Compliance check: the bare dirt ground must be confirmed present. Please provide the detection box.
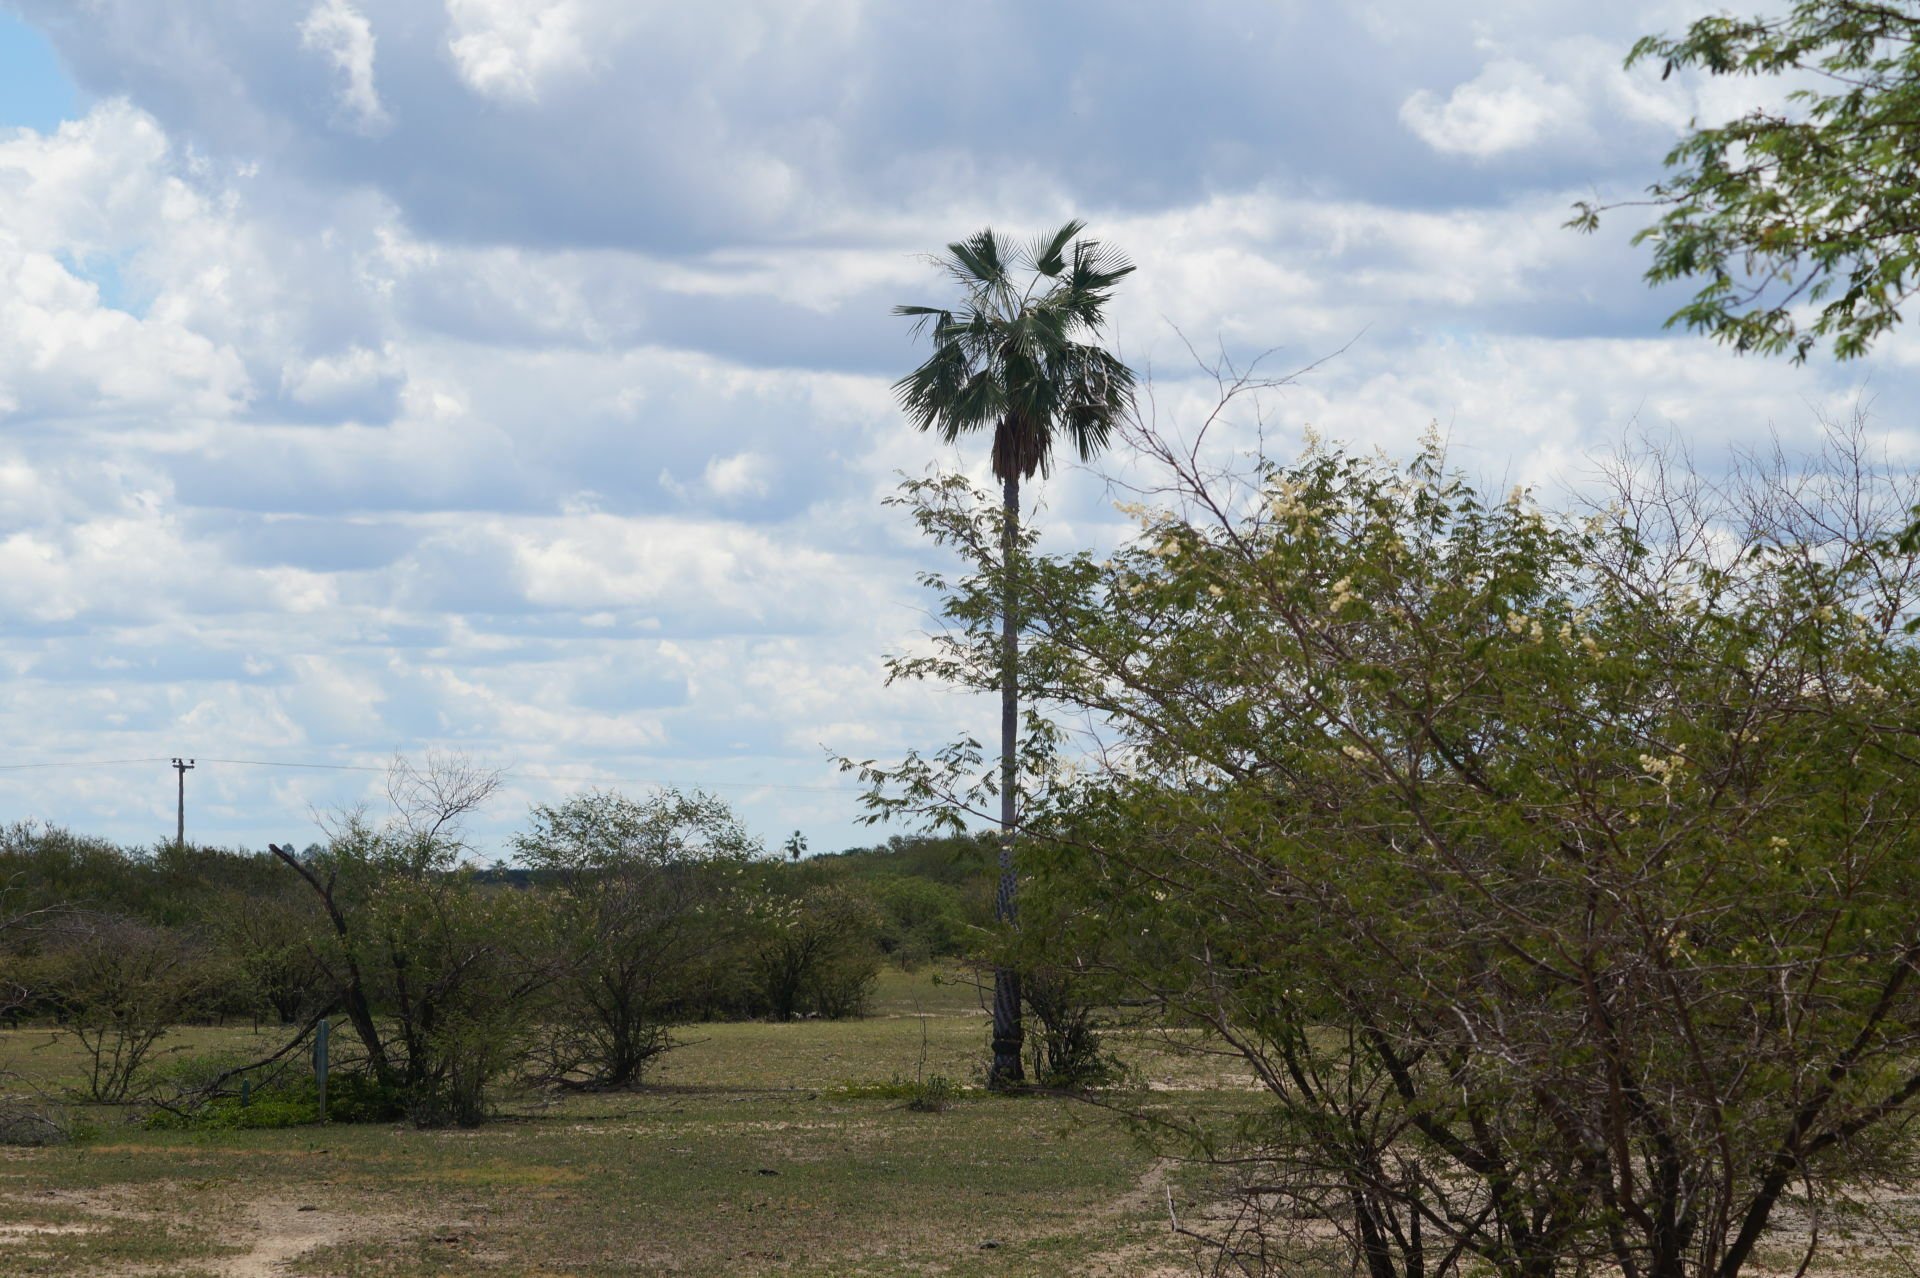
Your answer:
[0,1183,427,1277]
[213,1200,394,1278]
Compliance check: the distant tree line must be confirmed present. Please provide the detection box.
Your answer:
[0,789,1000,1125]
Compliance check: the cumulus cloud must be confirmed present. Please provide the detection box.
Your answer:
[15,0,1712,251]
[300,0,390,135]
[278,343,404,420]
[0,0,1910,857]
[444,0,591,103]
[1400,60,1591,158]
[0,105,253,418]
[1398,37,1690,161]
[0,248,248,419]
[703,451,773,501]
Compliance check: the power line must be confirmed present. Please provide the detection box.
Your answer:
[0,753,860,795]
[0,757,171,771]
[198,757,385,774]
[517,767,857,795]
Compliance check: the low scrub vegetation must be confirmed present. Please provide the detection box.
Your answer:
[0,788,1042,1129]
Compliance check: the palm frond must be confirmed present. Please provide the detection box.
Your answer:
[946,229,1010,295]
[892,304,952,341]
[1068,238,1135,296]
[1029,220,1085,279]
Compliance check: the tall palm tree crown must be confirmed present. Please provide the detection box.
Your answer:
[894,220,1135,485]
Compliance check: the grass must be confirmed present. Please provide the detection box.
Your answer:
[9,970,1914,1276]
[0,967,1219,1277]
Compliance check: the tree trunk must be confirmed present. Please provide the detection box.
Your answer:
[268,844,394,1086]
[989,469,1026,1089]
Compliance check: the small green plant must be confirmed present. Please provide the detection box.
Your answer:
[906,1073,958,1112]
[143,1048,254,1095]
[830,1072,963,1110]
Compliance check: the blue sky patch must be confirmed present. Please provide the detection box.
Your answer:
[0,10,77,133]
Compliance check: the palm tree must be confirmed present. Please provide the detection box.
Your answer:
[894,220,1135,1088]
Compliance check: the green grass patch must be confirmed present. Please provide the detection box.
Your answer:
[0,974,1239,1275]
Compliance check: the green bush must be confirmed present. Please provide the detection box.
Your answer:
[751,886,883,1020]
[143,1069,406,1130]
[1023,966,1118,1089]
[142,1048,254,1094]
[47,915,220,1102]
[869,877,969,968]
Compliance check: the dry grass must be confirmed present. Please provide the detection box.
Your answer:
[0,967,1214,1277]
[10,968,1902,1276]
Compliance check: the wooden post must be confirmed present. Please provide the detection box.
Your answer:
[314,1019,330,1123]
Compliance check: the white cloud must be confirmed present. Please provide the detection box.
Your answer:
[279,343,403,412]
[1398,36,1693,161]
[1400,60,1590,158]
[445,0,591,103]
[300,0,391,136]
[704,451,772,501]
[0,248,248,419]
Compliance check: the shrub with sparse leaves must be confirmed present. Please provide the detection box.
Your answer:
[515,788,760,1089]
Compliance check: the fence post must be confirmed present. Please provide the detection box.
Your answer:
[314,1019,330,1123]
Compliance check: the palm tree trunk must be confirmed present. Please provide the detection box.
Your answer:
[989,469,1026,1089]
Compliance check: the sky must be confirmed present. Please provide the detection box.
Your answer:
[1,0,1912,860]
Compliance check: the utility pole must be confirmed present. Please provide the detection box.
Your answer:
[171,758,195,849]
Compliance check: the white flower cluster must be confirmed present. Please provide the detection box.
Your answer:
[1638,748,1687,788]
[1505,612,1545,643]
[1268,479,1310,527]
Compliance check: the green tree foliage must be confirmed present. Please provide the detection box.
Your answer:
[208,889,332,1026]
[871,402,1920,1275]
[47,914,218,1103]
[0,824,299,1031]
[865,875,969,969]
[810,832,998,936]
[0,822,145,918]
[748,885,883,1022]
[515,788,759,1088]
[271,755,550,1126]
[1575,1,1920,360]
[0,821,291,926]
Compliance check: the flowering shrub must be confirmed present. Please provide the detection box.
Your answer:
[863,415,1920,1278]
